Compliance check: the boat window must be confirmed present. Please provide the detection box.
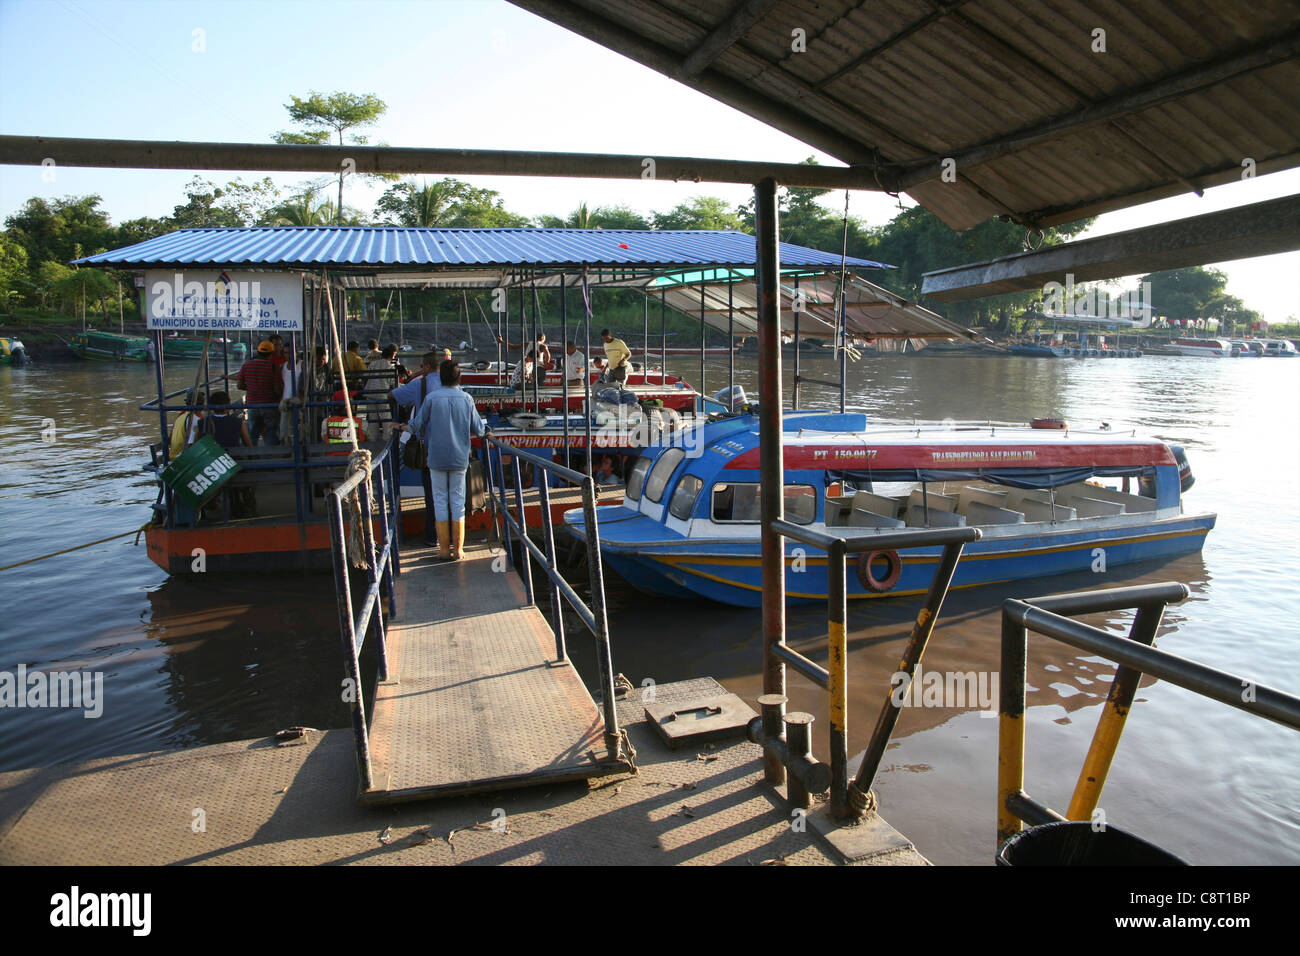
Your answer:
[668,474,703,520]
[625,456,652,501]
[644,448,686,503]
[710,483,817,524]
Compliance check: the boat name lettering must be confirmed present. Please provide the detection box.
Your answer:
[814,448,876,460]
[931,449,1038,461]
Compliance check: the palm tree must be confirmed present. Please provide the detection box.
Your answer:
[408,181,462,227]
[269,188,336,226]
[566,202,594,229]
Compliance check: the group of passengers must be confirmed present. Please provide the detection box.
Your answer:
[495,329,632,389]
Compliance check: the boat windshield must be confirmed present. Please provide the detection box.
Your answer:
[625,456,652,501]
[644,448,686,503]
[668,474,703,520]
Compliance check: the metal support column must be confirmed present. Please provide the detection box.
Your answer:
[838,276,848,413]
[660,288,667,387]
[699,277,706,412]
[560,274,570,470]
[727,278,735,401]
[755,176,786,786]
[792,276,801,409]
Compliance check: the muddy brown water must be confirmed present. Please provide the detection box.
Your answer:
[1,352,1296,864]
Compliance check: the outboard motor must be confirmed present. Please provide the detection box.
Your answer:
[9,341,28,367]
[714,384,747,414]
[1170,444,1195,493]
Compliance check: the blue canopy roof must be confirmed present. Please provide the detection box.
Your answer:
[74,227,891,277]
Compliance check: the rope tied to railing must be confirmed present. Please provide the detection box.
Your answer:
[345,448,372,569]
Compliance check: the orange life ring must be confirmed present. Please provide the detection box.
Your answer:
[856,550,902,593]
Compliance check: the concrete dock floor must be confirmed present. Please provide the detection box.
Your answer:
[0,677,927,866]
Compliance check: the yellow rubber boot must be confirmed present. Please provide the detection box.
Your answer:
[450,520,465,560]
[436,521,451,559]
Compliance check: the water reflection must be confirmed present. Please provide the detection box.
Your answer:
[1,353,1296,865]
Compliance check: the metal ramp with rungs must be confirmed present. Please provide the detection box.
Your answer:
[360,543,627,804]
[327,437,632,808]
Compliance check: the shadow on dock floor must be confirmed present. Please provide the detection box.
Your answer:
[0,678,927,866]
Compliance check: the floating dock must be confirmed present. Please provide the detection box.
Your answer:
[0,676,926,866]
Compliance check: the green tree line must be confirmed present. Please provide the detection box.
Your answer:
[0,89,1267,333]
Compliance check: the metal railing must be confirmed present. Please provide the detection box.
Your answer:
[997,582,1300,849]
[327,434,402,792]
[480,434,627,764]
[761,520,982,819]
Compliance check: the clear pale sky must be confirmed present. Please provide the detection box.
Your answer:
[2,0,1296,322]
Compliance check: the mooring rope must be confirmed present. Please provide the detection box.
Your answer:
[0,521,155,572]
[345,448,373,569]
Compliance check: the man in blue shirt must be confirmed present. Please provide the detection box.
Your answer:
[400,360,486,560]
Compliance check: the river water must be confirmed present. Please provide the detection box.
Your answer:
[1,351,1297,865]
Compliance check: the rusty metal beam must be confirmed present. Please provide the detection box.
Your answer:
[921,194,1300,301]
[0,134,886,191]
[815,0,973,90]
[679,0,782,78]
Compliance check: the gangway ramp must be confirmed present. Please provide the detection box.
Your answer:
[358,542,629,805]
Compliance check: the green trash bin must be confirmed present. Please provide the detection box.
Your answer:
[161,435,242,510]
[997,821,1186,866]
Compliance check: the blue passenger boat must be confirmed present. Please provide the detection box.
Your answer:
[563,413,1216,606]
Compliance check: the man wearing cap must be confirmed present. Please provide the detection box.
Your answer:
[236,341,284,445]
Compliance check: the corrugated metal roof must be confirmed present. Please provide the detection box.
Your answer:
[511,0,1300,231]
[74,226,892,273]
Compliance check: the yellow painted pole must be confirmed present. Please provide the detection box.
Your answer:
[1066,606,1163,819]
[997,613,1028,847]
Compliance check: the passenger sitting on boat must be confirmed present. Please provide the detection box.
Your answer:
[510,350,536,390]
[599,329,631,385]
[236,342,283,446]
[564,341,586,387]
[595,455,620,486]
[398,360,487,561]
[169,390,205,459]
[202,391,252,449]
[497,332,552,370]
[322,389,368,453]
[384,344,407,381]
[336,340,367,389]
[364,338,383,366]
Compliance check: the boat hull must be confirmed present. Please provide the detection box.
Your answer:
[568,511,1216,607]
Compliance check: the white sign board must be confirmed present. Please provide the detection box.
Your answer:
[145,270,304,332]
